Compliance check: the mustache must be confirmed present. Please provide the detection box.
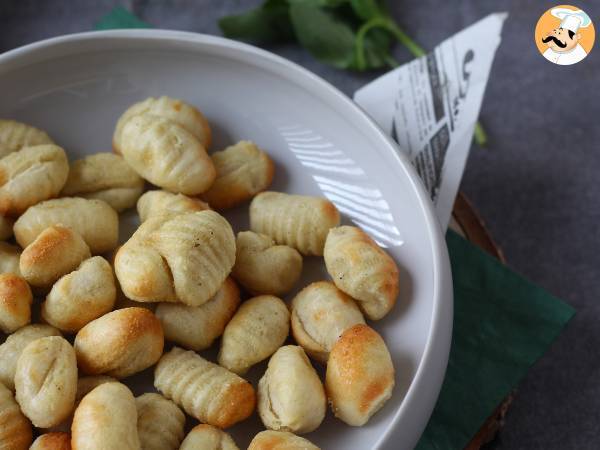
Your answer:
[542,35,567,48]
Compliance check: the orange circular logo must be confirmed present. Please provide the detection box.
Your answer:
[535,5,595,65]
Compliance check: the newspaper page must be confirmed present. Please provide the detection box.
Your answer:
[354,13,507,229]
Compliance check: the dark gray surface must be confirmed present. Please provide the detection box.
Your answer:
[1,1,596,448]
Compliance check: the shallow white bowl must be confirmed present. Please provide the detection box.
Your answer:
[0,30,452,450]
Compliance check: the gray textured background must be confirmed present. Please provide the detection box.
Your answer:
[1,1,597,448]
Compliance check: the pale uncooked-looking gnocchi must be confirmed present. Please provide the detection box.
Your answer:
[0,119,53,158]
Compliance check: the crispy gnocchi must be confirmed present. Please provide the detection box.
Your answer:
[136,393,185,450]
[201,140,274,210]
[291,281,365,363]
[115,210,235,306]
[117,113,215,195]
[232,231,302,296]
[154,347,256,428]
[61,152,145,212]
[137,189,210,222]
[326,324,395,426]
[30,432,71,450]
[0,119,53,158]
[0,381,32,450]
[219,295,290,375]
[258,345,326,434]
[0,273,32,334]
[74,307,164,378]
[14,197,119,254]
[41,256,116,332]
[19,225,91,289]
[0,242,21,276]
[250,191,340,255]
[0,144,69,216]
[179,424,240,450]
[0,324,61,390]
[156,277,240,351]
[248,431,320,450]
[71,382,140,450]
[14,336,77,428]
[324,226,400,320]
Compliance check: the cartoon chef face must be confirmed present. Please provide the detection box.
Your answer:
[542,27,581,53]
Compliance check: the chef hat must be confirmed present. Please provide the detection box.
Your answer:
[551,8,592,33]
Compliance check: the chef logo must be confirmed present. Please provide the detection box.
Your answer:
[535,5,595,65]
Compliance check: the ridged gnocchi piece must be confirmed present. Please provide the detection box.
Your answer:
[71,382,140,450]
[0,216,14,241]
[0,119,53,158]
[115,210,236,306]
[179,424,239,450]
[30,432,71,450]
[250,192,340,256]
[74,307,164,378]
[113,96,211,151]
[232,231,302,296]
[291,281,365,363]
[0,273,32,334]
[41,257,116,333]
[218,295,289,375]
[15,336,77,428]
[0,381,32,450]
[118,114,216,195]
[0,242,21,276]
[137,189,210,222]
[136,393,185,450]
[154,347,256,428]
[258,345,326,434]
[19,225,91,289]
[248,431,320,450]
[156,277,240,351]
[61,153,145,212]
[324,226,400,320]
[201,141,274,210]
[0,324,61,390]
[326,324,395,426]
[0,145,69,216]
[14,198,119,255]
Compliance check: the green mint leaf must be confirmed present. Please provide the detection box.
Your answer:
[350,0,384,20]
[219,0,294,44]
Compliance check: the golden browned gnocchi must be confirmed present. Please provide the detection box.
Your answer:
[179,424,240,450]
[325,324,395,426]
[0,215,13,241]
[0,381,32,450]
[218,295,290,375]
[0,273,32,334]
[113,96,211,151]
[0,144,69,216]
[41,256,116,332]
[232,231,302,296]
[136,393,185,450]
[71,382,140,450]
[74,307,163,378]
[14,197,119,254]
[115,210,235,306]
[248,431,320,450]
[156,277,240,351]
[61,152,145,212]
[250,192,340,256]
[15,336,77,428]
[19,225,91,289]
[324,225,400,320]
[0,242,21,276]
[117,114,215,195]
[258,345,326,434]
[0,119,53,158]
[137,189,210,222]
[154,347,256,428]
[291,281,365,363]
[201,141,274,210]
[30,432,71,450]
[0,324,61,390]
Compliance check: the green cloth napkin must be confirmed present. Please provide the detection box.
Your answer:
[94,8,576,449]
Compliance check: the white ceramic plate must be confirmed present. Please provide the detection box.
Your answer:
[0,30,452,450]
